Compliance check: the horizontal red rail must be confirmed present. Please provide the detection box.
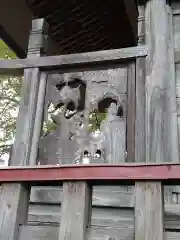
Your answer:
[0,163,180,185]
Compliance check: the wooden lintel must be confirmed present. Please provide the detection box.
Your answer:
[0,45,147,75]
[0,163,180,184]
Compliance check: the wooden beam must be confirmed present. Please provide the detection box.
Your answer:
[0,45,148,75]
[135,181,164,240]
[59,182,92,240]
[0,163,180,184]
[145,0,179,163]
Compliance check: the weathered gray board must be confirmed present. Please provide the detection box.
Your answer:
[7,2,180,239]
[21,3,180,240]
[19,202,180,239]
[19,225,180,240]
[171,2,180,199]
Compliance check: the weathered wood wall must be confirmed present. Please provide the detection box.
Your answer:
[169,2,180,202]
[1,1,179,239]
[17,1,180,240]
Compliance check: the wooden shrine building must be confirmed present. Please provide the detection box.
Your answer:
[1,0,180,239]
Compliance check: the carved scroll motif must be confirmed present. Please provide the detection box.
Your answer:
[38,67,128,165]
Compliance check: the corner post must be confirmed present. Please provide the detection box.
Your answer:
[11,18,48,166]
[135,2,146,162]
[0,19,47,240]
[145,0,179,163]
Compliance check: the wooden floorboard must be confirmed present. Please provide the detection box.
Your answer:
[19,224,180,240]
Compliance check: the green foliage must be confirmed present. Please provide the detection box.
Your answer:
[0,40,21,157]
[89,111,107,132]
[0,39,16,59]
[43,120,58,136]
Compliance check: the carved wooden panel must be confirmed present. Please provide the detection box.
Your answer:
[38,65,130,165]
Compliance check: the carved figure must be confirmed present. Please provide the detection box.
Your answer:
[39,109,83,165]
[39,68,127,166]
[59,84,81,113]
[100,102,126,163]
[74,124,105,164]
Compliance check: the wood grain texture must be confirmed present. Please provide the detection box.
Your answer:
[135,57,146,162]
[135,4,146,162]
[29,72,48,165]
[11,18,47,166]
[26,202,180,230]
[39,67,128,165]
[0,184,30,240]
[0,19,46,240]
[30,184,177,207]
[2,163,180,184]
[173,3,180,161]
[135,181,164,240]
[59,182,92,240]
[30,186,134,207]
[19,224,180,240]
[173,2,180,162]
[127,62,136,162]
[10,68,40,166]
[145,0,179,163]
[0,45,148,75]
[173,4,180,63]
[166,2,180,197]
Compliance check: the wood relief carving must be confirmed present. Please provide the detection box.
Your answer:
[38,67,128,165]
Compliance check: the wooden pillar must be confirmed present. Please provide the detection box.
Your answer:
[145,0,179,163]
[11,18,48,166]
[127,62,136,162]
[59,182,92,240]
[135,2,146,162]
[135,181,164,240]
[0,19,47,240]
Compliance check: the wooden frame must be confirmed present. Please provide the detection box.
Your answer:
[0,45,147,75]
[0,163,180,184]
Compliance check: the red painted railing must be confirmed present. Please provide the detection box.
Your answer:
[0,163,179,184]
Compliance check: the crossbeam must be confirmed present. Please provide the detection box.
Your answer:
[0,163,180,185]
[0,45,147,75]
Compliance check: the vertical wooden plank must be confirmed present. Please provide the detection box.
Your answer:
[59,182,92,240]
[167,0,180,202]
[127,62,136,162]
[135,181,164,240]
[29,20,49,165]
[166,3,179,163]
[0,184,30,240]
[135,3,146,162]
[29,71,48,164]
[171,0,180,202]
[11,18,48,166]
[145,0,179,163]
[0,19,47,240]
